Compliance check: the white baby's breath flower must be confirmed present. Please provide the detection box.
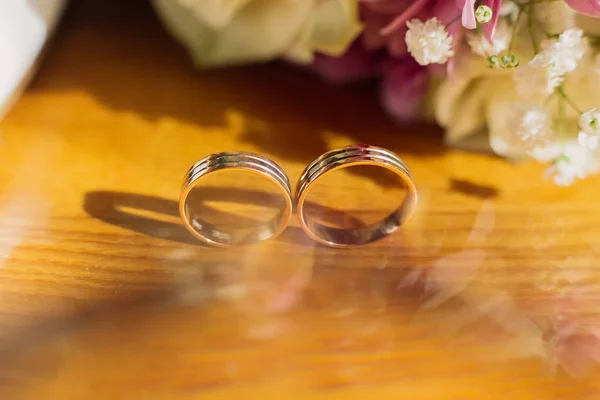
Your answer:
[491,103,553,157]
[578,131,599,150]
[431,2,600,163]
[545,141,600,186]
[467,19,509,57]
[579,108,600,136]
[529,142,562,162]
[508,104,553,149]
[578,108,600,149]
[548,158,583,186]
[558,29,588,57]
[405,18,454,66]
[513,29,587,98]
[513,57,563,97]
[539,28,588,76]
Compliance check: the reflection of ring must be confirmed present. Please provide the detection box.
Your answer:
[180,152,292,247]
[295,145,418,248]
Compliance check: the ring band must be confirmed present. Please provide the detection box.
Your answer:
[295,145,417,247]
[180,152,292,247]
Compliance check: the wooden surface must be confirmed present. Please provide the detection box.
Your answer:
[1,1,600,399]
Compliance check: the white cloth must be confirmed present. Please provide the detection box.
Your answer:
[0,0,67,120]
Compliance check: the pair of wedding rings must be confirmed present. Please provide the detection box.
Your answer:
[179,145,417,248]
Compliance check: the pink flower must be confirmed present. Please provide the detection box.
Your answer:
[532,284,600,376]
[550,316,600,377]
[380,58,428,121]
[310,40,383,84]
[313,0,509,123]
[461,0,477,29]
[310,42,427,122]
[378,0,502,36]
[479,0,502,42]
[565,0,600,17]
[368,0,502,50]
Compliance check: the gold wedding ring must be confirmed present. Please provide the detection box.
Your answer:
[180,152,292,247]
[296,145,417,248]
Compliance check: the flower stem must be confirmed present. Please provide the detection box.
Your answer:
[527,6,539,53]
[508,8,523,54]
[444,14,461,29]
[515,1,555,39]
[531,16,555,38]
[556,86,583,114]
[558,93,565,139]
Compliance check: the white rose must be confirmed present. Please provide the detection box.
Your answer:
[152,0,361,68]
[430,5,600,158]
[433,56,600,158]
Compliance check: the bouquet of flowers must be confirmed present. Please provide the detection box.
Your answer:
[153,0,600,186]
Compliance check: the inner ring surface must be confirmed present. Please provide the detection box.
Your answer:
[180,166,292,247]
[297,159,417,247]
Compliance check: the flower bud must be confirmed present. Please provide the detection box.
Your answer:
[487,55,499,68]
[475,5,493,24]
[500,54,519,68]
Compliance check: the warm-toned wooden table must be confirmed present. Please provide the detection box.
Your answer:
[2,1,600,399]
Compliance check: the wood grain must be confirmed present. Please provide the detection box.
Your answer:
[0,1,600,399]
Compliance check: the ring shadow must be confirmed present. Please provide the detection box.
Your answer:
[84,190,199,245]
[83,189,366,246]
[449,178,499,199]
